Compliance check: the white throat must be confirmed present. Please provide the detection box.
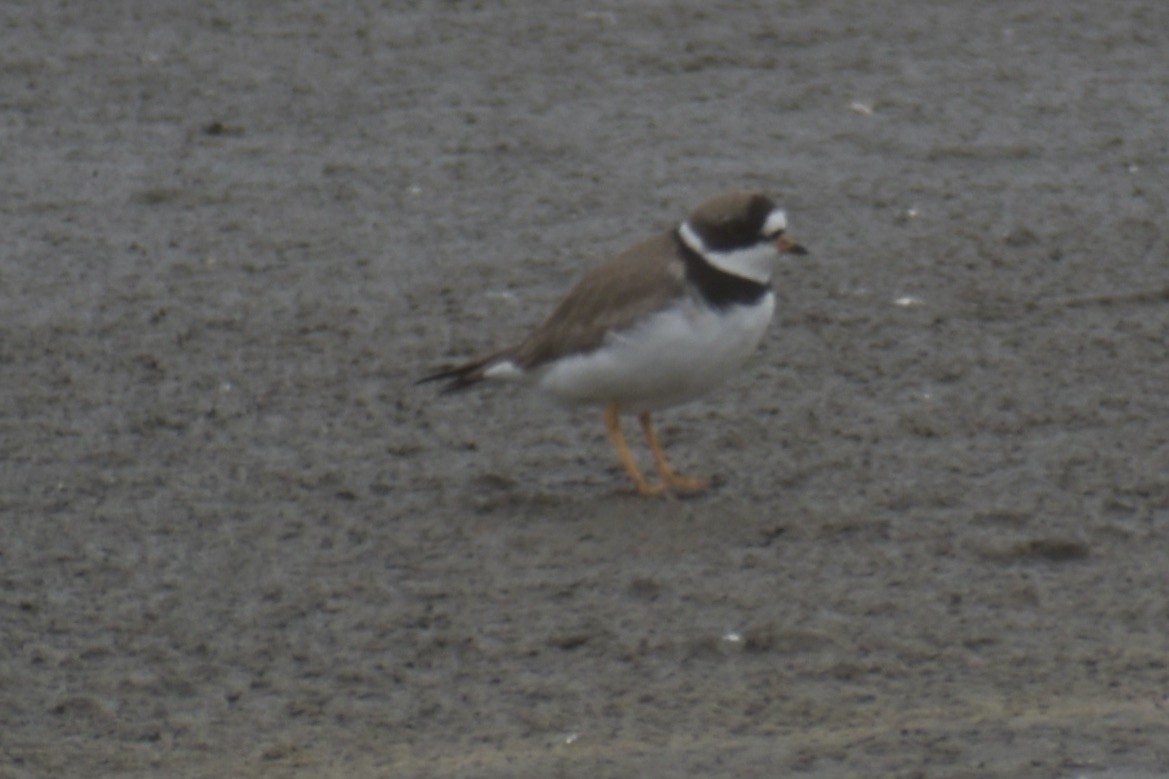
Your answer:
[678,221,778,285]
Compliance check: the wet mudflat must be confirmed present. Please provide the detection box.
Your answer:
[3,2,1169,777]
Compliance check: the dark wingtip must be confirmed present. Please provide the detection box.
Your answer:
[415,370,453,387]
[437,376,484,394]
[417,351,506,394]
[416,368,482,393]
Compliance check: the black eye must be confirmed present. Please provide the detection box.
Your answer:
[765,228,785,240]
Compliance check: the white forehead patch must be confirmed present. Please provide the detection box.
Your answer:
[762,209,788,237]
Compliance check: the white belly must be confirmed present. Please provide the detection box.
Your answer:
[535,293,775,412]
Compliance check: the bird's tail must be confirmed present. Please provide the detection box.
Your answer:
[416,349,514,394]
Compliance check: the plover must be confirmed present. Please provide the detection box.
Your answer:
[419,190,808,495]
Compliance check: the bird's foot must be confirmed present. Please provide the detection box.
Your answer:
[632,479,669,497]
[662,474,710,493]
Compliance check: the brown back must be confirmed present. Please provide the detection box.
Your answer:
[513,232,687,369]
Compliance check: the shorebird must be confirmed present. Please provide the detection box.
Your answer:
[419,190,808,495]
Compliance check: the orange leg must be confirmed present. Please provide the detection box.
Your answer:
[639,412,710,493]
[604,402,665,496]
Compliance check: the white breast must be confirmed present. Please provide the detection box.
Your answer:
[535,293,775,412]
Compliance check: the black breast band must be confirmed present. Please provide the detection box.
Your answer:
[675,231,772,309]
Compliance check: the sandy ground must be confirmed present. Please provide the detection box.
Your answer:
[3,1,1169,777]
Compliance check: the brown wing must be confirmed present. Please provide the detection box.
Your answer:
[512,231,687,370]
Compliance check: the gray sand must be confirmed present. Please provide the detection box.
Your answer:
[4,2,1169,777]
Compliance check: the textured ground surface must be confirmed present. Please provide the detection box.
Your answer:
[4,2,1169,777]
